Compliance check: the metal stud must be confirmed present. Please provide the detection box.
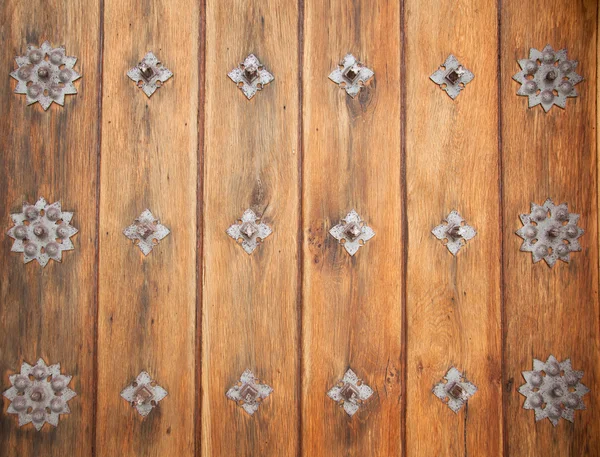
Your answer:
[10,41,81,110]
[226,369,273,416]
[127,52,173,97]
[329,209,375,256]
[513,45,583,112]
[433,366,477,413]
[228,54,274,100]
[120,371,168,417]
[329,54,374,98]
[327,368,373,417]
[226,209,272,254]
[2,358,76,430]
[430,55,474,99]
[123,209,170,256]
[432,210,476,256]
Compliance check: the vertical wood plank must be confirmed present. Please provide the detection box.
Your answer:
[404,1,503,456]
[501,0,600,455]
[0,2,100,456]
[302,1,403,456]
[96,1,198,456]
[201,1,300,456]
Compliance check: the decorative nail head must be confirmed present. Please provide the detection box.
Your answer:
[226,209,272,254]
[329,209,375,256]
[226,369,273,416]
[327,368,373,417]
[430,54,474,99]
[432,210,476,256]
[432,366,477,413]
[228,54,274,99]
[123,209,170,256]
[329,54,374,98]
[127,52,173,97]
[120,371,168,417]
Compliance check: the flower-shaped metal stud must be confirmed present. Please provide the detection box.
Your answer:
[120,371,168,417]
[518,355,589,426]
[226,209,272,254]
[516,198,583,267]
[226,369,273,416]
[432,210,476,256]
[127,52,173,97]
[228,54,274,100]
[328,54,374,98]
[329,209,375,256]
[513,45,583,112]
[327,368,373,417]
[10,41,81,110]
[7,197,78,267]
[123,209,170,256]
[433,366,477,413]
[2,358,76,431]
[430,55,474,99]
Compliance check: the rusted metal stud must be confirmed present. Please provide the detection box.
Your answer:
[327,368,373,417]
[433,366,477,413]
[226,209,272,254]
[226,369,273,416]
[123,209,170,256]
[329,209,375,256]
[430,55,474,99]
[328,54,374,98]
[120,371,168,417]
[432,210,476,256]
[127,52,173,97]
[228,54,274,99]
[2,358,76,430]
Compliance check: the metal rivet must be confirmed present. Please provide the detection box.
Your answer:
[430,54,474,99]
[10,41,81,111]
[433,366,477,413]
[127,52,173,97]
[228,54,274,100]
[516,198,584,267]
[2,358,76,431]
[327,368,373,417]
[513,45,583,112]
[226,369,273,416]
[120,371,167,417]
[432,210,476,256]
[226,209,272,254]
[329,209,375,256]
[329,54,374,98]
[518,355,589,426]
[123,209,170,256]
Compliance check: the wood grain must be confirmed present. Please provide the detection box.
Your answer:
[96,1,198,456]
[501,0,599,455]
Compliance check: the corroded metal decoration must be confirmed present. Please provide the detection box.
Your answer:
[430,55,474,99]
[2,358,76,430]
[513,45,583,112]
[329,209,375,256]
[7,197,78,267]
[120,371,168,417]
[329,54,374,98]
[516,198,583,267]
[127,52,173,97]
[10,41,81,110]
[518,355,589,426]
[327,368,373,417]
[123,209,170,256]
[228,54,274,100]
[226,369,273,416]
[226,209,272,254]
[433,366,477,413]
[432,210,476,256]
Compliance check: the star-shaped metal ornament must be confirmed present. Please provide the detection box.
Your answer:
[433,366,477,413]
[10,41,81,110]
[518,355,589,427]
[226,209,272,254]
[328,54,374,98]
[120,371,168,417]
[226,369,273,416]
[2,358,77,431]
[432,210,476,256]
[123,209,170,256]
[329,209,375,256]
[228,54,274,99]
[430,54,474,99]
[127,52,173,97]
[327,369,373,417]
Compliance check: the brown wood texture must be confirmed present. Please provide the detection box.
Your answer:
[302,1,403,456]
[0,1,101,456]
[96,1,198,456]
[501,0,600,455]
[201,0,300,456]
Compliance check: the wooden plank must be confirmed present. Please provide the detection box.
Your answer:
[302,1,402,456]
[96,1,198,456]
[501,0,599,455]
[404,1,502,456]
[0,1,100,456]
[201,0,300,456]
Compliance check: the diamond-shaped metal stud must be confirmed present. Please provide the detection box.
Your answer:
[513,45,583,112]
[518,355,589,426]
[433,366,477,413]
[228,54,274,100]
[7,197,79,267]
[432,210,476,256]
[2,358,77,431]
[127,52,173,97]
[430,55,474,99]
[10,41,81,110]
[120,371,168,417]
[226,209,272,254]
[329,209,375,256]
[123,209,170,256]
[226,369,273,416]
[329,54,374,98]
[327,369,373,417]
[516,198,583,267]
